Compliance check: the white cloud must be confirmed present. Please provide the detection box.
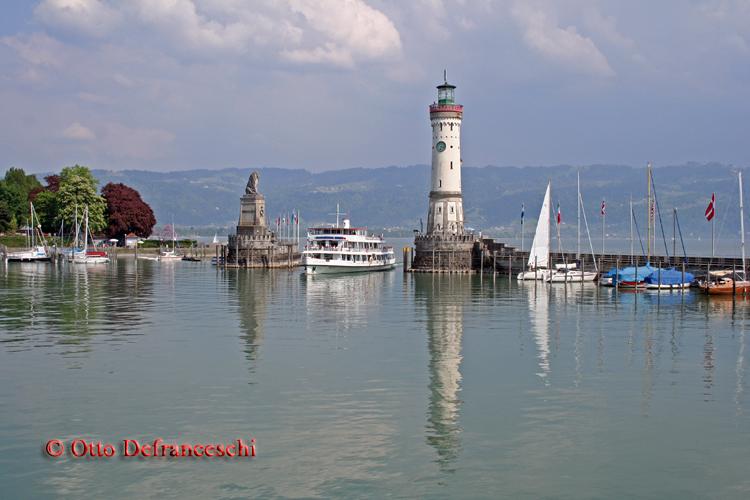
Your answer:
[2,32,67,68]
[77,92,108,103]
[511,3,615,77]
[34,0,123,37]
[286,0,402,63]
[582,7,634,49]
[98,123,176,159]
[57,122,96,140]
[31,0,402,68]
[113,73,134,86]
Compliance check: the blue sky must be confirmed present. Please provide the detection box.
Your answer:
[1,0,749,174]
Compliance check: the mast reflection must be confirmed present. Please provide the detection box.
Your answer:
[414,273,466,473]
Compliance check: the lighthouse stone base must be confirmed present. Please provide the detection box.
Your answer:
[410,234,477,273]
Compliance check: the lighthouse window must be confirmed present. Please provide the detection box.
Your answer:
[450,123,453,131]
[439,180,442,187]
[438,206,442,213]
[439,123,443,131]
[450,206,454,214]
[450,161,453,169]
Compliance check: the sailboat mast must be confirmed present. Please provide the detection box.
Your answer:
[647,163,651,262]
[576,170,581,261]
[740,171,746,277]
[630,199,634,266]
[601,196,605,260]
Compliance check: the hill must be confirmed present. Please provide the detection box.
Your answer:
[88,162,738,237]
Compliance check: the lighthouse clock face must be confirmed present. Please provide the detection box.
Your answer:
[436,141,446,152]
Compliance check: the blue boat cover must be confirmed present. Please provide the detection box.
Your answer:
[644,268,695,285]
[604,265,658,283]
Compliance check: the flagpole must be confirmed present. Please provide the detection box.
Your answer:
[712,196,715,258]
[521,203,524,255]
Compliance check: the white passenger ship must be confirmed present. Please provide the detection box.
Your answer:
[302,218,396,275]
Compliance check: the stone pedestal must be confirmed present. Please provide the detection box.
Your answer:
[411,234,477,273]
[237,193,267,237]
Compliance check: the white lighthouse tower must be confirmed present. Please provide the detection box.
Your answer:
[426,74,465,236]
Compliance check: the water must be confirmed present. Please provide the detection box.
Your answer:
[1,257,749,499]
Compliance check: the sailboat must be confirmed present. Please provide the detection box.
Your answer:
[547,171,598,282]
[5,202,51,262]
[157,217,182,261]
[70,206,109,264]
[517,183,551,280]
[700,171,750,295]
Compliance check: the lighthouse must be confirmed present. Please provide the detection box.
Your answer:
[410,74,477,273]
[426,75,465,236]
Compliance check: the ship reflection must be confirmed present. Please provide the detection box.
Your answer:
[304,272,391,330]
[413,273,466,473]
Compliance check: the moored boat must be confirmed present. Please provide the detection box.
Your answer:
[518,183,551,280]
[302,218,395,275]
[643,268,695,290]
[700,171,748,295]
[5,203,51,263]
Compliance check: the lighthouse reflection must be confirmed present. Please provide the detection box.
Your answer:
[414,273,466,473]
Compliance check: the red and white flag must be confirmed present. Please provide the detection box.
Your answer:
[557,203,561,224]
[601,200,605,217]
[705,193,715,221]
[650,203,654,221]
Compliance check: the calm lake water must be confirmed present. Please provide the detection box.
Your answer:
[1,252,749,499]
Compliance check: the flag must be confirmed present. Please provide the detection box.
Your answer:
[601,200,605,217]
[705,193,715,221]
[521,203,524,225]
[557,203,561,224]
[650,203,654,221]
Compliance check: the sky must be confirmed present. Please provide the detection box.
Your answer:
[1,0,749,175]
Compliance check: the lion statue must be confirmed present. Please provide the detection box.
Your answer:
[245,171,260,195]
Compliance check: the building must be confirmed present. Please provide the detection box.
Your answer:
[411,76,478,272]
[123,233,139,248]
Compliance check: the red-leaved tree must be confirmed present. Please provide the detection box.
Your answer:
[101,182,156,239]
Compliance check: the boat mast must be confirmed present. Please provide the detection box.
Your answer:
[576,170,581,261]
[83,206,89,256]
[630,198,634,266]
[647,162,651,262]
[601,196,605,261]
[740,171,746,277]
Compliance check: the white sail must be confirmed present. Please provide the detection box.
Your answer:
[527,183,551,269]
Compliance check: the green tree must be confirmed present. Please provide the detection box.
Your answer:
[33,190,60,233]
[0,167,42,225]
[60,165,99,190]
[57,176,108,233]
[0,200,12,233]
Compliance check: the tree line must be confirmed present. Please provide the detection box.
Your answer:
[0,165,156,240]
